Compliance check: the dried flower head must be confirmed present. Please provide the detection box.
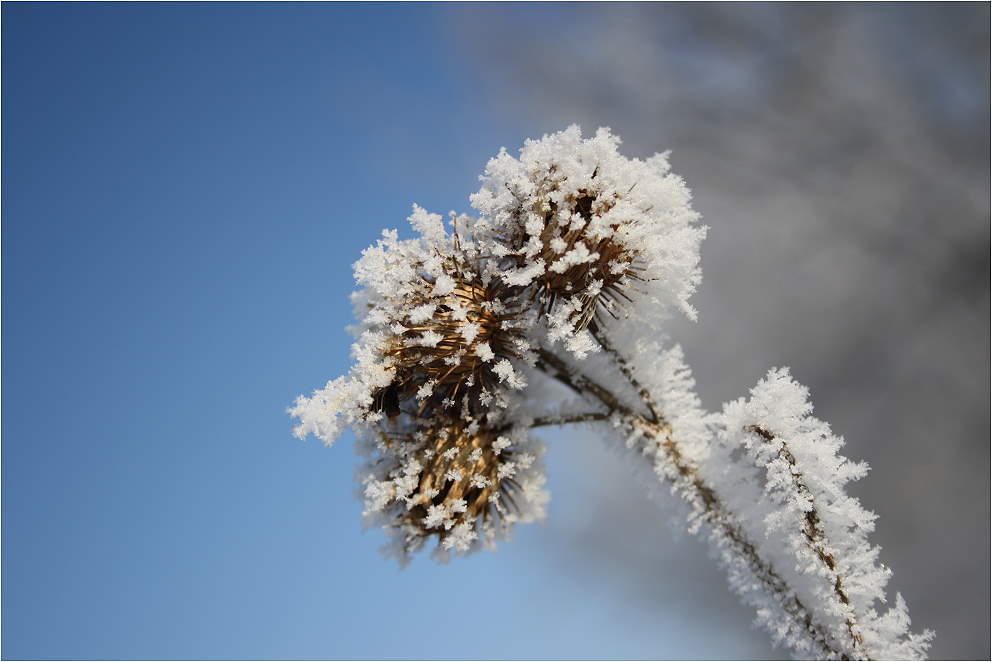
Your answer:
[289,205,545,561]
[469,125,706,357]
[359,417,548,561]
[289,206,534,448]
[485,165,641,332]
[370,270,529,419]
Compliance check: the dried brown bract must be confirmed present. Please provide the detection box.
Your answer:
[400,421,529,546]
[371,269,528,419]
[362,415,543,556]
[495,169,645,331]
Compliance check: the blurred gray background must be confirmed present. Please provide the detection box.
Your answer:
[449,4,990,659]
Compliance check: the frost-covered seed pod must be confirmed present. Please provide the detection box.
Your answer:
[470,125,705,345]
[404,424,512,533]
[494,169,641,330]
[371,270,528,419]
[361,418,547,558]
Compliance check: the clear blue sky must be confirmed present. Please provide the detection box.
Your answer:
[2,4,758,659]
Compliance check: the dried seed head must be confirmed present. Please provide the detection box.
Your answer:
[469,125,705,356]
[402,423,515,540]
[496,173,642,331]
[370,269,529,419]
[289,206,536,449]
[360,417,547,560]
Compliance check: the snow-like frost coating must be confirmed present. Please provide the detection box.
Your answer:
[289,126,932,659]
[714,368,934,659]
[468,125,706,357]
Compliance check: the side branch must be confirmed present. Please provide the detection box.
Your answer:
[530,412,611,429]
[588,324,660,422]
[747,425,868,658]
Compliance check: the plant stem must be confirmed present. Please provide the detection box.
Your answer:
[587,323,659,422]
[533,347,854,660]
[530,412,611,429]
[746,425,868,658]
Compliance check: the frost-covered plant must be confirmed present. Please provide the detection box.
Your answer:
[290,126,933,659]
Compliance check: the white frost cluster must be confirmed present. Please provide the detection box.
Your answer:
[290,203,548,559]
[713,369,934,659]
[468,125,706,357]
[357,420,549,563]
[290,126,931,659]
[291,205,535,449]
